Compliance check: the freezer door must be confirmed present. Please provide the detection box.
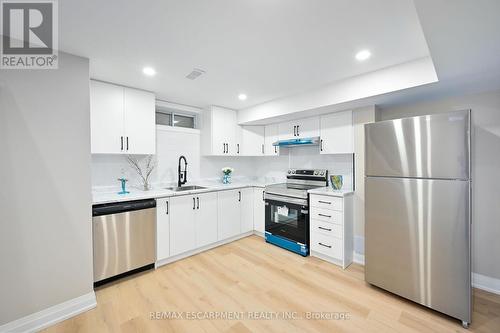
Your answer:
[365,110,470,179]
[365,176,471,323]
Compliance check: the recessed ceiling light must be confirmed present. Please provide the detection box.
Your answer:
[355,50,371,61]
[238,93,247,101]
[143,67,156,76]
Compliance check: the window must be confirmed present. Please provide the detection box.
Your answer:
[156,107,196,129]
[173,114,195,128]
[156,111,172,126]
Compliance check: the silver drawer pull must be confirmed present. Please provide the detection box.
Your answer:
[318,200,331,204]
[318,213,331,218]
[318,242,332,248]
[318,226,332,231]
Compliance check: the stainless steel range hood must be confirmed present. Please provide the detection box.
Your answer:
[273,137,320,147]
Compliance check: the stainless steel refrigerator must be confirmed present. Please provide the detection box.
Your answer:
[364,110,471,327]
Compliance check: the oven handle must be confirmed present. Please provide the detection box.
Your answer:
[264,193,308,206]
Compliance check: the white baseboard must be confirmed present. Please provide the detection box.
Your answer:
[0,292,96,333]
[473,273,500,295]
[156,231,254,268]
[353,252,365,265]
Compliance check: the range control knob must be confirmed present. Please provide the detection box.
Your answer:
[314,171,318,175]
[288,170,291,174]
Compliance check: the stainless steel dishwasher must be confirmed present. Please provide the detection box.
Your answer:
[92,199,156,285]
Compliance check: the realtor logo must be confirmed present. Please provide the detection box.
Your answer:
[1,0,58,69]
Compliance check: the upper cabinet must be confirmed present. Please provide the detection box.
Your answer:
[264,124,279,156]
[279,117,320,140]
[238,126,265,156]
[320,110,353,154]
[202,106,265,156]
[90,80,155,154]
[202,106,237,156]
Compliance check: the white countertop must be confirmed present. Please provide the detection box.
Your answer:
[92,180,273,205]
[307,187,354,197]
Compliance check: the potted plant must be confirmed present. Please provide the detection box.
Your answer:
[221,167,234,184]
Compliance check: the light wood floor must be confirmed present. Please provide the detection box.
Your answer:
[44,235,500,333]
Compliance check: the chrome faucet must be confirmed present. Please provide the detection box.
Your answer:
[178,156,188,187]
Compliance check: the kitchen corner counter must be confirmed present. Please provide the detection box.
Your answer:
[92,180,271,205]
[307,187,354,197]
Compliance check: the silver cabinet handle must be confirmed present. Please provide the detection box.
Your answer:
[318,213,331,218]
[318,200,331,204]
[166,201,169,215]
[320,139,323,151]
[237,143,240,154]
[193,197,196,209]
[296,125,300,136]
[120,136,124,151]
[293,125,297,136]
[262,144,264,154]
[318,226,331,231]
[238,191,241,202]
[197,197,200,209]
[318,242,332,248]
[126,137,129,151]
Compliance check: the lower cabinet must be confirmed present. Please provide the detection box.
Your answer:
[253,188,265,235]
[195,192,218,247]
[240,188,254,233]
[218,190,242,240]
[156,197,170,261]
[157,186,267,263]
[309,194,353,269]
[169,192,218,257]
[169,195,196,256]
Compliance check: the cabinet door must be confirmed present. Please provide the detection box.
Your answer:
[90,80,124,154]
[278,120,296,140]
[217,190,241,240]
[296,117,320,138]
[195,192,218,247]
[240,126,265,156]
[156,198,170,261]
[123,87,156,154]
[240,188,254,232]
[170,195,196,256]
[264,124,279,156]
[253,188,265,234]
[212,107,237,155]
[320,110,353,154]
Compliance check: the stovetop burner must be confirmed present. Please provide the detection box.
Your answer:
[265,169,328,199]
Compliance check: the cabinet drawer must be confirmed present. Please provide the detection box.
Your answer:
[311,219,343,238]
[310,207,343,225]
[311,232,342,259]
[310,195,343,211]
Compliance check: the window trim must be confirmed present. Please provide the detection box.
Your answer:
[155,108,197,129]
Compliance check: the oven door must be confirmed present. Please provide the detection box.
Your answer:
[265,193,309,245]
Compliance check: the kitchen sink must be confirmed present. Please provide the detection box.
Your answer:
[165,185,207,192]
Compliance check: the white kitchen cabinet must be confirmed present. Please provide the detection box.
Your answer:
[90,80,155,154]
[253,188,265,235]
[217,190,242,240]
[123,87,156,154]
[202,106,238,155]
[264,124,279,156]
[320,110,353,154]
[238,126,265,156]
[278,117,320,140]
[195,192,218,247]
[90,81,124,154]
[310,193,353,269]
[156,197,170,261]
[169,195,196,256]
[240,188,254,232]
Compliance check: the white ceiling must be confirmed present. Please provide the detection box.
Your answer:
[59,0,430,109]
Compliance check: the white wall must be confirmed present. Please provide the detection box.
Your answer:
[378,89,500,280]
[0,53,94,325]
[92,127,353,190]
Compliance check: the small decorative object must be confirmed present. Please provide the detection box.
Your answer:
[330,175,343,190]
[117,178,130,195]
[127,155,156,191]
[221,167,234,184]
